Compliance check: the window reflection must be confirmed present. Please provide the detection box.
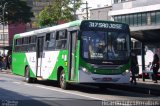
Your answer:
[114,11,160,26]
[81,31,129,60]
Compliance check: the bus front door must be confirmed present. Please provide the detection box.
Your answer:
[68,31,78,81]
[36,37,44,77]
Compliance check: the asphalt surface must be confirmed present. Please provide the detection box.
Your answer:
[0,69,160,106]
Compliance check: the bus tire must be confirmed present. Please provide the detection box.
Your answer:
[25,66,33,83]
[59,70,69,89]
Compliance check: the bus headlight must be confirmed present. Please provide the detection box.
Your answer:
[122,70,129,76]
[80,67,91,75]
[125,69,129,73]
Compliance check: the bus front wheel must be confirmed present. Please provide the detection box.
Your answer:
[25,66,33,83]
[59,70,69,89]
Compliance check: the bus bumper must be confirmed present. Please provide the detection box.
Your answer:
[79,69,130,84]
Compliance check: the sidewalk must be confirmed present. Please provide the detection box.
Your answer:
[137,78,160,90]
[116,78,160,96]
[0,69,12,74]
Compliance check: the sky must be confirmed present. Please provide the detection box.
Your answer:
[77,0,112,14]
[84,0,112,8]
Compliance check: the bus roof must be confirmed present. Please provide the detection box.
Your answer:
[14,20,82,39]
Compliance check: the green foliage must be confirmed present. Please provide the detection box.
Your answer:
[0,0,34,24]
[37,0,82,27]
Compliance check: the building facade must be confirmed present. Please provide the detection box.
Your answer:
[0,24,9,54]
[90,6,112,20]
[6,0,53,49]
[24,0,53,30]
[0,25,8,47]
[109,0,160,42]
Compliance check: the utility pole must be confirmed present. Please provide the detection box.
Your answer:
[85,1,89,20]
[81,1,90,20]
[72,0,90,20]
[73,0,76,20]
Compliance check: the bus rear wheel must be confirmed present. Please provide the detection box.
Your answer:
[25,66,33,83]
[59,70,69,89]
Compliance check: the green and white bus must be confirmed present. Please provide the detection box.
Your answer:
[12,20,131,89]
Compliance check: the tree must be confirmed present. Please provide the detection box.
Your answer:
[0,0,34,24]
[37,0,82,27]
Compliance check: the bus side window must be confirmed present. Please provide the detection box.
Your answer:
[45,32,56,50]
[14,39,18,52]
[23,37,29,52]
[49,32,56,50]
[17,38,22,52]
[29,36,36,52]
[45,33,50,50]
[56,30,67,50]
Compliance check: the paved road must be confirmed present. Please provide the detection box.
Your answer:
[0,71,160,106]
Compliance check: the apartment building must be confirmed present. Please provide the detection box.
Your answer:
[109,0,160,43]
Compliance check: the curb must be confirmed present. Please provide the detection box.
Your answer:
[110,84,160,96]
[0,70,12,74]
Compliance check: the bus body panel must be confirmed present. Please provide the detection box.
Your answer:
[38,51,60,79]
[12,53,27,76]
[12,50,68,80]
[25,51,60,79]
[48,50,69,80]
[26,52,37,77]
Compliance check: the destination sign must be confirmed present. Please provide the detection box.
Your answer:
[81,21,128,31]
[89,22,122,29]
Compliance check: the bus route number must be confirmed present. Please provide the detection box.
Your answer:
[89,22,108,28]
[89,22,122,30]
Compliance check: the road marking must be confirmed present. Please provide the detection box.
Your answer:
[11,80,103,100]
[13,82,21,84]
[12,81,34,87]
[36,85,103,100]
[24,84,33,86]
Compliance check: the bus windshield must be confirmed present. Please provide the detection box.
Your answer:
[81,31,130,62]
